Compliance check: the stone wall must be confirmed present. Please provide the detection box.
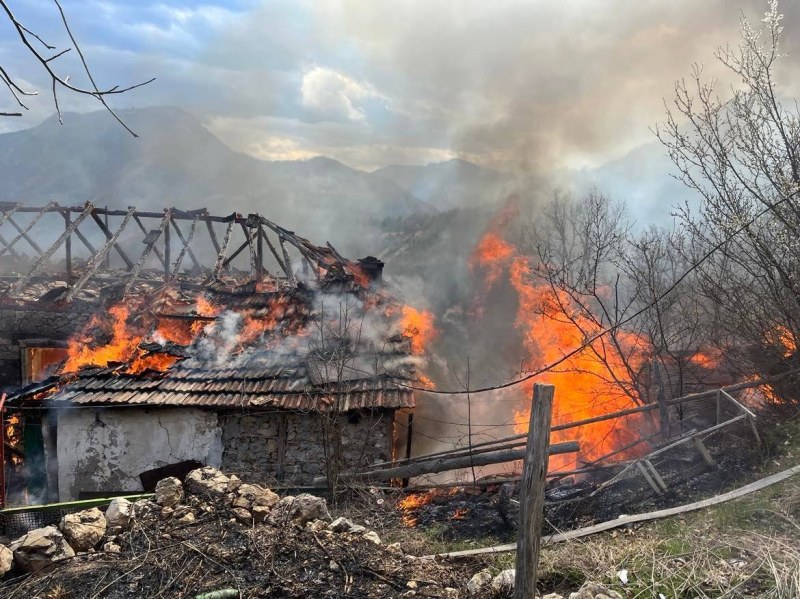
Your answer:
[0,305,94,390]
[220,410,395,485]
[53,407,223,501]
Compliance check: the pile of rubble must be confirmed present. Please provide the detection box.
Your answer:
[0,467,467,598]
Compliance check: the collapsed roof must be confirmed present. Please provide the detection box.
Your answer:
[2,204,427,412]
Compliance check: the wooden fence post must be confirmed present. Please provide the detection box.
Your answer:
[514,383,555,599]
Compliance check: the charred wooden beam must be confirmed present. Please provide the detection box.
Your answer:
[163,219,171,282]
[318,441,580,484]
[222,239,249,269]
[0,202,54,258]
[133,214,166,268]
[65,207,137,301]
[0,232,20,258]
[212,219,235,277]
[241,220,256,275]
[170,218,202,272]
[278,235,295,283]
[204,214,221,255]
[63,210,72,282]
[170,215,201,277]
[8,204,94,296]
[124,210,172,297]
[91,209,134,270]
[260,229,287,276]
[73,226,97,256]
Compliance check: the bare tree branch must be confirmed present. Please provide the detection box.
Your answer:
[0,0,154,135]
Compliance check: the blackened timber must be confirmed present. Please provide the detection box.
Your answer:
[212,220,235,277]
[5,213,45,254]
[0,232,20,258]
[241,221,256,275]
[320,441,579,484]
[278,235,295,283]
[260,229,287,276]
[221,239,249,269]
[163,220,171,281]
[8,204,94,296]
[204,215,221,255]
[64,210,72,282]
[170,218,202,272]
[0,203,21,228]
[133,214,166,268]
[73,226,98,255]
[170,215,201,277]
[65,207,137,301]
[91,209,134,270]
[256,223,265,275]
[0,202,54,258]
[124,210,172,296]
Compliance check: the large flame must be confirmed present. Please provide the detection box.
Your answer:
[399,306,437,355]
[471,216,652,470]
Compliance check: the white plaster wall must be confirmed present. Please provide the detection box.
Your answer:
[56,408,222,501]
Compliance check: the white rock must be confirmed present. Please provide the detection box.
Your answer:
[467,569,492,595]
[154,477,184,507]
[362,530,381,545]
[328,516,356,533]
[0,544,13,577]
[184,467,230,497]
[59,508,107,552]
[105,497,134,528]
[491,569,516,593]
[10,526,75,572]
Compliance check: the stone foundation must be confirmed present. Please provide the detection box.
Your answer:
[220,410,395,485]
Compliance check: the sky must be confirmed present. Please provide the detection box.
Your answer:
[2,0,800,176]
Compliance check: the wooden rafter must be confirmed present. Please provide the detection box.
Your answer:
[65,207,136,301]
[170,214,200,278]
[91,209,134,270]
[0,202,54,258]
[8,204,94,296]
[212,219,235,278]
[123,210,172,296]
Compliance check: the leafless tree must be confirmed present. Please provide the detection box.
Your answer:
[0,0,154,135]
[523,190,653,405]
[656,0,800,393]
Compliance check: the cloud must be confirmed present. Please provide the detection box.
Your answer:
[300,66,385,122]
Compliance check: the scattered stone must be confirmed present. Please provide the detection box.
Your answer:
[226,474,242,492]
[305,519,328,532]
[569,582,623,599]
[406,580,418,589]
[133,500,160,520]
[252,505,270,524]
[185,467,230,497]
[160,506,175,519]
[349,524,366,534]
[442,589,458,598]
[154,477,184,507]
[236,483,279,509]
[467,569,492,595]
[59,508,107,552]
[176,512,196,524]
[271,493,331,525]
[362,530,381,545]
[386,542,403,555]
[232,508,252,523]
[543,594,566,599]
[10,526,75,572]
[329,560,339,571]
[0,544,13,577]
[491,569,516,593]
[105,497,134,529]
[328,516,356,533]
[102,542,122,554]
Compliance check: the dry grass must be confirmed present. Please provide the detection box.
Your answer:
[525,477,800,598]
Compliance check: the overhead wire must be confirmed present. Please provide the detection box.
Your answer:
[391,189,800,395]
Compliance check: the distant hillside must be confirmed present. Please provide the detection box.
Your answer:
[373,158,514,210]
[0,107,430,254]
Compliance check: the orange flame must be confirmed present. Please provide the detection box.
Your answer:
[471,217,652,470]
[399,306,437,355]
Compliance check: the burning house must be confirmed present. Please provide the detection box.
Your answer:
[0,204,432,505]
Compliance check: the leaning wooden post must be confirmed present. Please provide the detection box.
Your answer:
[514,383,555,599]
